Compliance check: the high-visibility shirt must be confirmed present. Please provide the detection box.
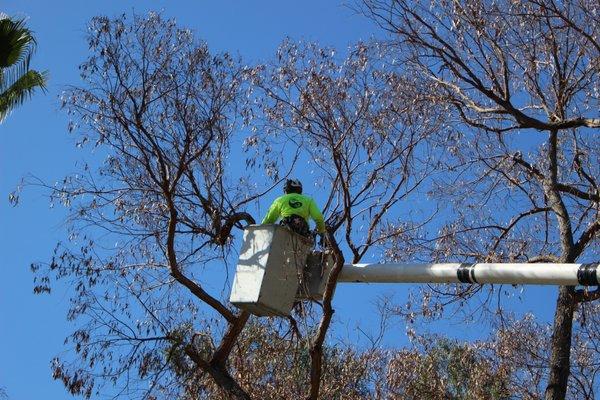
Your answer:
[262,193,326,233]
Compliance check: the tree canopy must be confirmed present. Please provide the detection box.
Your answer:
[26,3,600,399]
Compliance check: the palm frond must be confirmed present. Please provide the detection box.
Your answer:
[0,16,47,123]
[0,17,37,68]
[0,17,38,93]
[0,69,48,122]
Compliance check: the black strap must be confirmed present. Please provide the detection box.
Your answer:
[577,263,599,286]
[457,263,477,284]
[456,264,479,283]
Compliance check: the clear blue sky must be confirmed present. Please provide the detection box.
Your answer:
[0,1,558,399]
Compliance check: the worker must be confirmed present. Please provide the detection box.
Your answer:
[262,179,326,241]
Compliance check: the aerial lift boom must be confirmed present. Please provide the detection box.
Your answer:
[229,225,598,316]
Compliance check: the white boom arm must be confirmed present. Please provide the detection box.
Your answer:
[339,263,599,286]
[229,226,599,316]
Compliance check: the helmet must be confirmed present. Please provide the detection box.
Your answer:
[284,179,302,194]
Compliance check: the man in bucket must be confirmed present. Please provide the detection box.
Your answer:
[262,179,326,242]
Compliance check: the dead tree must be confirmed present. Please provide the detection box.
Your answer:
[251,40,441,399]
[31,13,263,399]
[360,1,600,399]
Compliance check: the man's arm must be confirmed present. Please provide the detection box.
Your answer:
[262,199,281,224]
[309,198,326,233]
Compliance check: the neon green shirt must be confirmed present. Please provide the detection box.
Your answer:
[262,193,326,233]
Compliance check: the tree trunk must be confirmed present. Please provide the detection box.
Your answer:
[185,344,252,400]
[543,128,577,400]
[308,235,345,400]
[208,363,252,400]
[544,285,576,400]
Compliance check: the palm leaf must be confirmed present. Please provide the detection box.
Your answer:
[0,16,47,123]
[0,69,47,122]
[0,17,36,67]
[0,18,36,89]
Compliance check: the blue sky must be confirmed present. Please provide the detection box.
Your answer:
[0,1,559,399]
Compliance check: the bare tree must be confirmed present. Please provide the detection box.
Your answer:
[29,13,440,400]
[32,7,598,399]
[360,0,600,398]
[30,13,264,399]
[250,40,441,399]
